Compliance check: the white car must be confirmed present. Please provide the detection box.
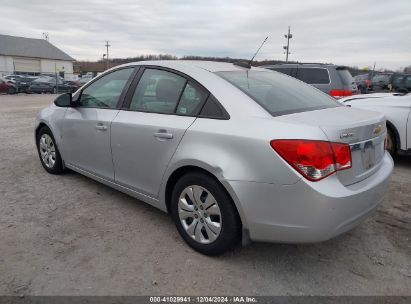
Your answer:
[342,93,411,155]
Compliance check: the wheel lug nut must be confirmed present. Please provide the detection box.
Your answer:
[200,205,203,210]
[200,218,204,223]
[194,214,198,218]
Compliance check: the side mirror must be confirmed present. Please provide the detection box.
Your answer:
[54,93,72,107]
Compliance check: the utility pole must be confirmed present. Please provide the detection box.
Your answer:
[105,41,111,70]
[283,26,292,62]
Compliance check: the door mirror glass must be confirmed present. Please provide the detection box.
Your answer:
[54,93,72,107]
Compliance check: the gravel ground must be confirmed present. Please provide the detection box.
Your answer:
[0,94,410,296]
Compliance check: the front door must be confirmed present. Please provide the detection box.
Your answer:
[61,67,135,180]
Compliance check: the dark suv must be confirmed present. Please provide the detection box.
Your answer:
[390,73,411,93]
[370,73,392,91]
[262,63,358,98]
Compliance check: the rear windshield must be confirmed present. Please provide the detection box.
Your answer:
[297,68,330,84]
[336,68,354,85]
[216,70,340,116]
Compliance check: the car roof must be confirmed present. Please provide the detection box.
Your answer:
[117,60,268,73]
[261,63,341,68]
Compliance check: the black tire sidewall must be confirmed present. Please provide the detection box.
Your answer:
[36,127,64,174]
[170,172,241,255]
[387,128,396,156]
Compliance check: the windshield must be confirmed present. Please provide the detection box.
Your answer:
[215,70,340,116]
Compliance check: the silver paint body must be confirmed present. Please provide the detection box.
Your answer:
[35,61,394,243]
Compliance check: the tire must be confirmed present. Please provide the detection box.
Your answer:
[358,85,364,94]
[8,87,16,94]
[36,126,64,174]
[386,127,396,156]
[170,172,241,255]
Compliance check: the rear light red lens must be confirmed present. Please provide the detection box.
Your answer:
[270,139,352,181]
[329,89,353,97]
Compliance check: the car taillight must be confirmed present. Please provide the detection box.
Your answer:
[270,140,352,181]
[329,89,353,97]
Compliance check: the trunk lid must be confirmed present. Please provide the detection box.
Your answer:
[278,106,386,186]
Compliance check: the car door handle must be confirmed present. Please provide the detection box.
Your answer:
[95,123,107,131]
[154,130,173,140]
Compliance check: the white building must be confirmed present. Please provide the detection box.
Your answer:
[0,34,75,79]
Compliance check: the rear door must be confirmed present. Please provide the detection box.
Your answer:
[111,67,209,197]
[61,67,135,180]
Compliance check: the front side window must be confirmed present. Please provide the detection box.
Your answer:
[216,70,340,116]
[78,68,134,109]
[130,69,186,114]
[297,68,330,84]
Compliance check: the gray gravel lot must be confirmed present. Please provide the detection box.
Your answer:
[0,94,410,296]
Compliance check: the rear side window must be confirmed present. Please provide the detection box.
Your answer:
[297,68,330,84]
[199,95,229,119]
[392,75,404,86]
[216,70,340,116]
[130,69,186,114]
[176,82,208,115]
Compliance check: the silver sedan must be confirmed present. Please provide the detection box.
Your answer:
[35,61,393,255]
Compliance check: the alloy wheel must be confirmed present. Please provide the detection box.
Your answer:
[178,185,222,244]
[39,134,56,168]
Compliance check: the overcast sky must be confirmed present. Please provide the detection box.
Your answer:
[1,0,410,70]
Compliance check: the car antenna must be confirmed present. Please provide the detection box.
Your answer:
[249,36,268,66]
[234,36,269,69]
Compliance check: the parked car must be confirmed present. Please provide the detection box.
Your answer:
[17,76,38,93]
[341,93,411,156]
[262,63,358,98]
[390,73,411,93]
[63,80,83,93]
[370,73,392,92]
[29,77,69,94]
[78,76,93,85]
[354,73,372,94]
[35,61,393,255]
[0,77,17,94]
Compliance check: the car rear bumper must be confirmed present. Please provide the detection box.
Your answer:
[228,152,394,243]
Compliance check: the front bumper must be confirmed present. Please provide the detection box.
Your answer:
[228,152,394,243]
